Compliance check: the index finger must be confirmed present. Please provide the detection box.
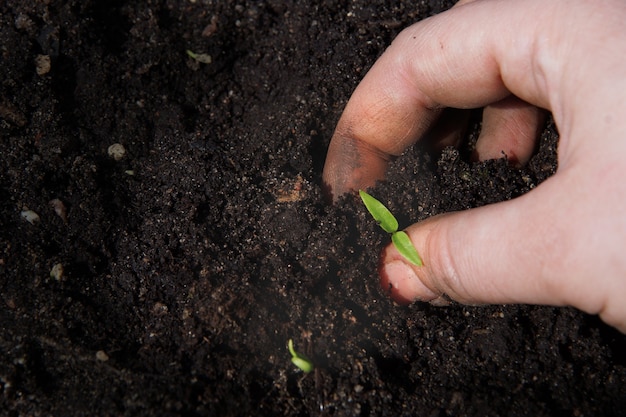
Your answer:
[322,0,557,200]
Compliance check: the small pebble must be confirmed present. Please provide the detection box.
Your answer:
[95,350,109,362]
[107,143,126,160]
[14,13,33,30]
[50,263,64,281]
[49,198,68,223]
[20,209,40,224]
[35,54,51,75]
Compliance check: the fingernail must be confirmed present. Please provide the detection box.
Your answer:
[379,260,438,304]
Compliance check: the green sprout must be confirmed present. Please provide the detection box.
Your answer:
[288,339,314,373]
[359,190,423,267]
[186,49,212,64]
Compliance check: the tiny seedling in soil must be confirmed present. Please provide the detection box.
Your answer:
[359,190,423,267]
[288,339,314,373]
[186,49,212,64]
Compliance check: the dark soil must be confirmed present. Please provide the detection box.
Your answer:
[1,1,625,416]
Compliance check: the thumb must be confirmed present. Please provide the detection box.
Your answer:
[379,177,582,309]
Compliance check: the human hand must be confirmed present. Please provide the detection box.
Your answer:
[322,0,626,333]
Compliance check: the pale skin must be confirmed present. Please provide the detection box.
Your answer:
[322,0,626,333]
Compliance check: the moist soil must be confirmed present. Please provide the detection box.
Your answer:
[1,1,625,416]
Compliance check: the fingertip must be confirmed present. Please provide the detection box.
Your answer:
[475,97,546,165]
[321,176,337,205]
[379,256,439,305]
[322,133,392,203]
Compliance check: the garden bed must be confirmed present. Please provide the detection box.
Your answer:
[1,1,625,415]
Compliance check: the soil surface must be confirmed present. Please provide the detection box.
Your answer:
[1,1,625,416]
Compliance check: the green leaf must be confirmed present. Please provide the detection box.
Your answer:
[186,49,212,64]
[391,231,423,266]
[291,356,314,373]
[288,339,314,373]
[359,190,399,233]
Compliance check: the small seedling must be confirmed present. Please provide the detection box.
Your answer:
[359,190,423,266]
[186,49,212,64]
[288,339,314,373]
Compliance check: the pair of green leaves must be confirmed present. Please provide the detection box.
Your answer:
[359,190,423,267]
